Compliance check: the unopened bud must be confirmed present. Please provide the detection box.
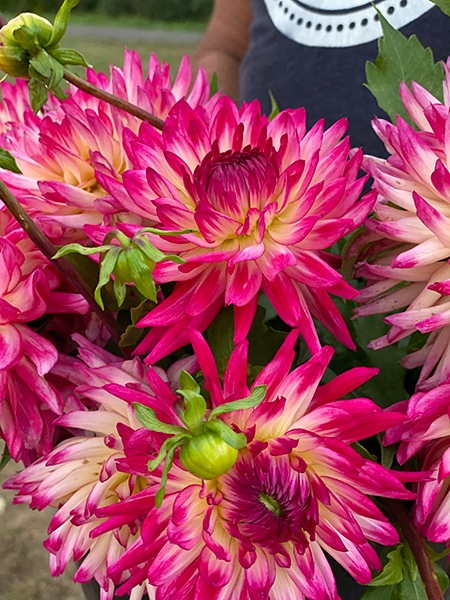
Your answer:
[0,14,54,77]
[179,431,238,480]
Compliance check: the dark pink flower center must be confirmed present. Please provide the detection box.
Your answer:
[194,148,278,215]
[220,452,318,550]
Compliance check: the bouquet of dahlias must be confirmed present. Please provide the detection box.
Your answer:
[2,1,450,599]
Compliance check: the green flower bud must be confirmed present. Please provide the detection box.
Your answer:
[0,14,54,77]
[179,431,238,480]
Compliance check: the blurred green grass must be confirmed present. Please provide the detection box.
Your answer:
[64,35,196,77]
[2,12,208,32]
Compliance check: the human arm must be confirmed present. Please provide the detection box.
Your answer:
[192,0,252,104]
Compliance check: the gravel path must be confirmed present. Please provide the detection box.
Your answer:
[66,24,202,45]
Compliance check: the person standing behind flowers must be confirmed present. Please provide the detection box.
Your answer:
[193,0,450,156]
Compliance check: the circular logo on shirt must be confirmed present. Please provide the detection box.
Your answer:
[263,0,435,47]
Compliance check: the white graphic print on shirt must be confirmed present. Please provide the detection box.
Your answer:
[263,0,434,47]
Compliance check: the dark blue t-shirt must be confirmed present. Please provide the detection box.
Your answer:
[240,1,449,156]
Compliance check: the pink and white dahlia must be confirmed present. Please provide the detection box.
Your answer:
[0,51,212,244]
[354,60,450,390]
[0,231,89,463]
[5,334,199,600]
[94,329,412,599]
[384,383,450,543]
[100,98,375,362]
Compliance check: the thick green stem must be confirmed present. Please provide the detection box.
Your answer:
[382,499,444,600]
[63,69,165,131]
[0,179,130,357]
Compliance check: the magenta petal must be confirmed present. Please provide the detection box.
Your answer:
[225,261,262,307]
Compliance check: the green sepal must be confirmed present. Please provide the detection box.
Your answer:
[204,419,247,450]
[268,90,280,122]
[126,248,158,302]
[51,47,92,68]
[138,227,196,236]
[133,403,187,435]
[28,78,48,114]
[210,72,219,98]
[179,370,200,394]
[29,48,52,79]
[147,434,187,471]
[0,148,21,174]
[48,54,64,89]
[177,389,207,434]
[155,438,186,508]
[50,79,70,101]
[209,385,267,419]
[113,277,127,307]
[52,243,112,259]
[95,246,120,309]
[133,235,184,265]
[49,0,81,47]
[13,25,40,53]
[426,544,450,562]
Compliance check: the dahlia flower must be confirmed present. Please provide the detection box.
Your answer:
[354,59,450,390]
[0,231,89,463]
[5,334,199,600]
[384,383,450,543]
[97,98,375,362]
[0,51,211,244]
[93,329,413,599]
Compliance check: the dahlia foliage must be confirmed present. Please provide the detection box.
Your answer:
[2,3,450,599]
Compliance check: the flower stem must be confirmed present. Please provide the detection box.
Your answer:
[63,69,165,131]
[0,178,130,357]
[382,499,444,600]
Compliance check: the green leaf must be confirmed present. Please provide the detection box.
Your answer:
[209,385,267,419]
[247,304,288,370]
[361,586,394,600]
[268,90,280,121]
[369,546,404,587]
[395,564,427,600]
[133,403,187,435]
[434,562,449,594]
[155,438,185,508]
[179,370,201,394]
[51,47,92,67]
[95,246,121,310]
[429,0,450,17]
[48,79,69,101]
[210,72,219,98]
[380,439,399,470]
[206,306,235,377]
[351,441,378,463]
[48,54,64,89]
[365,10,444,125]
[28,78,48,114]
[426,544,450,562]
[49,0,81,47]
[119,299,154,347]
[204,419,247,450]
[0,444,11,473]
[0,148,21,174]
[177,389,207,434]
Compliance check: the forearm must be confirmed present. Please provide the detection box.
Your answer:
[192,49,242,104]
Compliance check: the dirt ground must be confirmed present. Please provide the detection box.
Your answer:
[0,447,85,600]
